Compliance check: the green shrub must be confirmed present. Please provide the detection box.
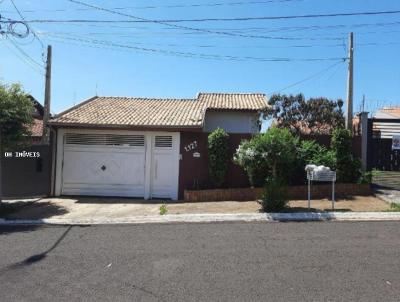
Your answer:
[297,140,336,168]
[159,203,167,215]
[261,177,288,212]
[208,128,230,187]
[331,128,361,183]
[358,171,373,184]
[233,139,268,186]
[234,127,298,186]
[387,203,400,212]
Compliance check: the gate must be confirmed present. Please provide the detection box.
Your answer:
[367,118,400,189]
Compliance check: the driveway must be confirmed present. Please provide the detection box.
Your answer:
[1,222,399,301]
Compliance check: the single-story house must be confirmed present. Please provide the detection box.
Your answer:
[373,107,400,139]
[49,93,267,200]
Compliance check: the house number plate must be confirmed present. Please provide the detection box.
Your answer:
[184,140,198,152]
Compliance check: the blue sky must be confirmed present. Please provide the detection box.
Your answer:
[0,0,399,117]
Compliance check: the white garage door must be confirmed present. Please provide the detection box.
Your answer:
[61,133,146,197]
[56,131,180,200]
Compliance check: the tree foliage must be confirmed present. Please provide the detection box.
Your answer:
[234,127,298,186]
[207,128,230,188]
[264,94,345,135]
[331,128,361,183]
[0,83,34,150]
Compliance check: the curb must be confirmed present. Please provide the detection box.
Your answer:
[1,212,400,226]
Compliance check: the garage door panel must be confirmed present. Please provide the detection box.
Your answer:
[58,131,179,199]
[62,143,146,197]
[63,148,145,185]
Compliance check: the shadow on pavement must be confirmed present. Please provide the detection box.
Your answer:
[0,201,68,220]
[281,207,352,213]
[5,226,73,270]
[0,225,42,235]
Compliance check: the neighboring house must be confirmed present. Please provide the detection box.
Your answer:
[375,107,400,119]
[28,95,44,144]
[1,96,51,198]
[373,107,400,139]
[49,93,267,200]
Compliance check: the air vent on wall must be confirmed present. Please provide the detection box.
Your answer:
[155,136,173,148]
[65,133,145,146]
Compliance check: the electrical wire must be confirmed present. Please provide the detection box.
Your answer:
[45,33,346,62]
[25,8,400,23]
[9,0,46,61]
[38,31,347,48]
[65,0,351,41]
[2,0,305,12]
[7,37,44,68]
[270,60,345,94]
[2,38,44,74]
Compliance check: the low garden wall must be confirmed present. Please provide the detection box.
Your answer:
[184,183,372,202]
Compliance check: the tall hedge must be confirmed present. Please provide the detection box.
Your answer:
[208,128,229,188]
[331,128,361,183]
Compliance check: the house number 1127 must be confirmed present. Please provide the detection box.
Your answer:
[184,141,197,152]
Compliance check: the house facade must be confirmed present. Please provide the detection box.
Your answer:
[49,93,267,200]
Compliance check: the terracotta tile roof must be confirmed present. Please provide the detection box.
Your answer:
[50,93,267,128]
[380,107,400,118]
[199,92,267,110]
[30,118,43,137]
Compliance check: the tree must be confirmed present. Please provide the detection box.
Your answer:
[207,128,229,188]
[0,83,34,203]
[264,94,344,135]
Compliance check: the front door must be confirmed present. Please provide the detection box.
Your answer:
[151,134,178,199]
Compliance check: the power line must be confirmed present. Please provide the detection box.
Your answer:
[2,0,304,12]
[9,0,45,49]
[22,8,400,24]
[6,37,44,68]
[39,31,349,48]
[64,0,350,41]
[2,38,44,74]
[45,33,346,62]
[271,60,345,94]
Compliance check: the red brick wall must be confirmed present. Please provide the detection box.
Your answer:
[178,132,251,199]
[184,183,372,202]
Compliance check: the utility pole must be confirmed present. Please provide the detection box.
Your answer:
[42,45,52,144]
[346,32,354,132]
[362,94,365,112]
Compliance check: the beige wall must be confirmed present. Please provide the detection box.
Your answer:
[203,111,260,134]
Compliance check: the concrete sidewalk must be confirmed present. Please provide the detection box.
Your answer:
[1,212,400,225]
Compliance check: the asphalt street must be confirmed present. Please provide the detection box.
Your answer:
[1,222,399,302]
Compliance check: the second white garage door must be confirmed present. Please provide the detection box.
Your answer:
[56,130,180,200]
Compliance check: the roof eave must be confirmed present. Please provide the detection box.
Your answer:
[49,122,202,129]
